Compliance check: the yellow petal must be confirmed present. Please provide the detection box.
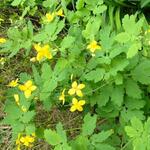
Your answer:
[36,52,44,61]
[56,9,64,17]
[19,85,26,91]
[68,88,75,95]
[30,85,37,91]
[76,90,83,97]
[78,84,85,89]
[7,78,18,87]
[24,90,31,98]
[45,50,52,59]
[26,136,34,143]
[70,105,76,112]
[77,105,83,112]
[46,13,55,22]
[72,98,78,104]
[20,137,25,143]
[72,81,78,88]
[79,100,85,106]
[25,80,33,88]
[34,44,41,52]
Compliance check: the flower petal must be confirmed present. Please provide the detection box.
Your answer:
[30,85,37,91]
[78,84,85,89]
[36,52,44,61]
[79,100,85,106]
[34,44,41,52]
[19,85,26,91]
[70,105,76,112]
[68,88,75,95]
[24,90,31,98]
[25,80,33,88]
[72,81,77,88]
[77,105,83,112]
[72,98,78,104]
[76,90,83,97]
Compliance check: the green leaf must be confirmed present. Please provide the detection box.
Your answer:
[33,32,47,42]
[82,16,101,39]
[125,126,138,138]
[84,68,105,83]
[11,0,22,6]
[95,143,115,150]
[61,35,75,51]
[109,58,129,76]
[53,58,68,75]
[42,78,57,93]
[127,42,141,58]
[90,129,114,143]
[20,111,35,123]
[141,0,150,8]
[82,113,97,136]
[93,5,107,15]
[76,0,84,9]
[71,135,89,150]
[115,32,130,43]
[32,65,42,86]
[41,63,52,81]
[97,85,113,107]
[125,97,145,110]
[44,129,62,146]
[25,124,36,135]
[122,14,143,36]
[56,122,67,143]
[131,117,143,133]
[131,60,150,84]
[125,79,142,99]
[111,85,124,107]
[43,0,55,8]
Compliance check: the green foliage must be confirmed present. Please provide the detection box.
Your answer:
[1,0,150,149]
[125,117,150,150]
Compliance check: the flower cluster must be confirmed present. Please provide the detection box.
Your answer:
[16,133,35,150]
[8,79,37,112]
[45,8,64,23]
[59,80,86,112]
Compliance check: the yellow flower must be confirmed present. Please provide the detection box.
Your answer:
[56,9,64,17]
[46,12,55,22]
[21,106,27,112]
[70,98,85,112]
[7,78,18,87]
[14,94,20,106]
[19,80,37,98]
[59,89,66,105]
[0,38,6,44]
[34,44,52,61]
[87,40,101,53]
[20,135,35,147]
[68,81,85,97]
